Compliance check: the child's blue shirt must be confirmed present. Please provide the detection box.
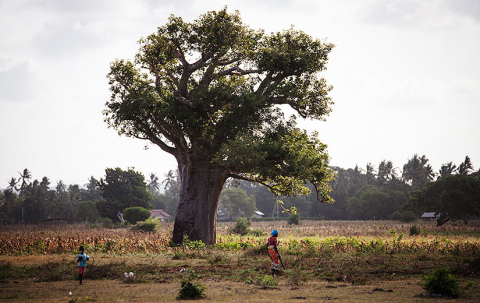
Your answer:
[77,252,89,267]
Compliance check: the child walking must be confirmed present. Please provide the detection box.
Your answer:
[76,246,89,285]
[267,229,280,276]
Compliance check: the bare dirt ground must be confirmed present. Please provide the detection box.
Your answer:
[2,278,476,303]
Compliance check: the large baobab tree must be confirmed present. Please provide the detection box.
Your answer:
[105,8,335,244]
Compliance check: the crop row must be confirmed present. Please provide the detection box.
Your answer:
[1,232,479,256]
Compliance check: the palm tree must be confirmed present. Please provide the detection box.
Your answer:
[86,176,97,192]
[352,165,363,186]
[83,176,102,202]
[148,173,160,195]
[458,156,474,175]
[402,154,435,189]
[18,168,32,196]
[7,177,19,191]
[365,163,376,185]
[22,178,49,222]
[37,177,56,218]
[54,180,69,219]
[67,185,81,222]
[438,162,457,180]
[377,160,397,185]
[162,170,181,215]
[56,180,66,193]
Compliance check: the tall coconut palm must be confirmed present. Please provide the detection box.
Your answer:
[86,177,96,192]
[148,173,160,195]
[377,160,397,185]
[365,163,376,185]
[402,154,435,189]
[18,168,32,197]
[7,177,19,191]
[438,162,457,180]
[162,170,181,215]
[458,156,474,175]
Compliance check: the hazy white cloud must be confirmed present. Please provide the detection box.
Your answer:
[357,0,480,29]
[447,0,480,21]
[0,55,41,102]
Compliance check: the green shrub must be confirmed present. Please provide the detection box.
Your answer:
[177,269,206,300]
[421,267,460,298]
[230,217,251,236]
[131,218,159,233]
[409,224,420,236]
[287,213,300,225]
[123,207,151,224]
[100,217,113,228]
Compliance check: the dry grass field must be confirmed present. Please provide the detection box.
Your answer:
[1,220,479,302]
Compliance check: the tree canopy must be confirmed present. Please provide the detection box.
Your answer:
[105,8,336,244]
[105,8,335,199]
[96,167,152,221]
[219,187,257,218]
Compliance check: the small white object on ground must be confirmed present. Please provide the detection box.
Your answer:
[68,292,72,296]
[180,268,185,273]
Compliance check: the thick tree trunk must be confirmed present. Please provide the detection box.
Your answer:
[172,159,229,245]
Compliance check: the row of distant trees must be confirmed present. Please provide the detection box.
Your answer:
[1,154,479,225]
[0,168,157,224]
[229,154,480,223]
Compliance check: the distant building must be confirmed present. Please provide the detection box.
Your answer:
[251,210,264,219]
[217,208,264,221]
[217,209,231,221]
[150,209,171,222]
[421,212,438,220]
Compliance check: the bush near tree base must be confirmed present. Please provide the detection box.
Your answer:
[100,217,113,228]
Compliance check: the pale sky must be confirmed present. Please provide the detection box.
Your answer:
[1,0,479,188]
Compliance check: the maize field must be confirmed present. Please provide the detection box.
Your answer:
[1,220,479,257]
